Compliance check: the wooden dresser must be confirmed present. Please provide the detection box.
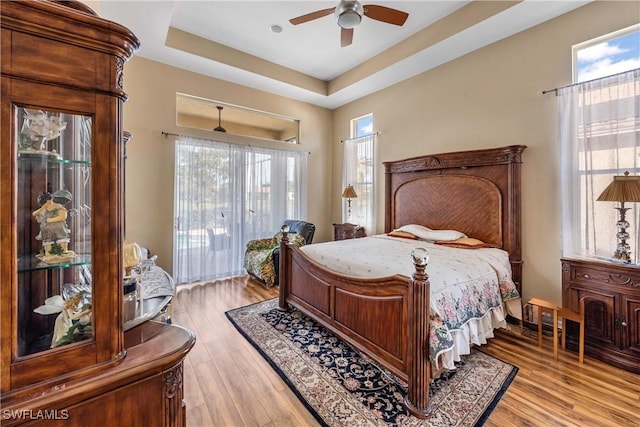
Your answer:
[1,1,194,425]
[333,222,366,240]
[561,258,640,373]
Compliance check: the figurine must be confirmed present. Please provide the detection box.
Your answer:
[33,289,92,348]
[18,108,67,158]
[33,190,75,263]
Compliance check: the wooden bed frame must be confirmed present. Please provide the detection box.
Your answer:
[278,145,526,417]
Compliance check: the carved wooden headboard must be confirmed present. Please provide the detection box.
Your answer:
[383,145,527,292]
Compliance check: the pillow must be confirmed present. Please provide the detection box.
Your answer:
[435,237,489,249]
[396,224,466,241]
[395,224,433,239]
[421,229,467,241]
[386,230,419,239]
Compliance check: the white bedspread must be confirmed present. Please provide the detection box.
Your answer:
[300,234,521,369]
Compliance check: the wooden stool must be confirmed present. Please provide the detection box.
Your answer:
[528,298,559,359]
[528,297,585,363]
[559,299,585,364]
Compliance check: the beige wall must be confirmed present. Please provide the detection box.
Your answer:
[122,57,332,272]
[331,1,639,305]
[122,1,637,304]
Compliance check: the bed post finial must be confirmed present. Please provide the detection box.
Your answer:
[405,247,433,418]
[411,248,429,278]
[278,224,290,311]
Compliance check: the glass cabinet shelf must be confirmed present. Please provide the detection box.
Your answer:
[18,155,91,166]
[18,254,91,273]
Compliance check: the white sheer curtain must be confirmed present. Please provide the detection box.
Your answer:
[342,133,375,233]
[559,69,640,263]
[173,136,308,284]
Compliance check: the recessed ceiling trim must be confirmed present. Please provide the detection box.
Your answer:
[165,26,328,96]
[325,0,593,104]
[99,0,593,110]
[329,0,518,95]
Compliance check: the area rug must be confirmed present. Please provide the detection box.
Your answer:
[226,298,517,427]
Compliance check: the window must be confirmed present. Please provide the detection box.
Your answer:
[574,24,640,83]
[173,137,307,284]
[560,28,639,264]
[343,114,375,233]
[353,114,373,137]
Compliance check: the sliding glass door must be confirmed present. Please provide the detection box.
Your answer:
[173,137,307,284]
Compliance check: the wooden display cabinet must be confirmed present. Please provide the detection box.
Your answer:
[1,2,194,425]
[561,258,640,373]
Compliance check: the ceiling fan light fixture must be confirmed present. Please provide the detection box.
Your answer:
[335,1,363,29]
[213,105,226,133]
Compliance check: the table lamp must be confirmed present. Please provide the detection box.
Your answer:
[123,240,142,276]
[342,184,358,217]
[597,171,640,262]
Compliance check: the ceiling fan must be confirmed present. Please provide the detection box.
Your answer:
[213,105,226,133]
[289,1,409,47]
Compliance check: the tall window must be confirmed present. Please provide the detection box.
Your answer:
[560,28,639,263]
[342,114,375,233]
[173,136,307,284]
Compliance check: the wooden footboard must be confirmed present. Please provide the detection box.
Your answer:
[278,233,433,417]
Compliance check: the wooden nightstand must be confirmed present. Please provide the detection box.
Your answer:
[561,258,640,373]
[333,223,366,241]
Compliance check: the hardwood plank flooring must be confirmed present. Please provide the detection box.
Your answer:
[172,276,640,426]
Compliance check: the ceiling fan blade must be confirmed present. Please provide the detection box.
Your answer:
[289,7,335,25]
[341,28,353,47]
[363,5,408,26]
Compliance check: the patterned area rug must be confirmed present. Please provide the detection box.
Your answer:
[226,299,517,427]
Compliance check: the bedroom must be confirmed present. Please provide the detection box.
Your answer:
[109,1,638,424]
[108,0,634,308]
[1,0,638,425]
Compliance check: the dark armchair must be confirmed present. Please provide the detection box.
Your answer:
[244,219,316,287]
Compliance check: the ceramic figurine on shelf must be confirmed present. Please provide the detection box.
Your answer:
[33,190,75,263]
[34,289,92,348]
[18,108,67,158]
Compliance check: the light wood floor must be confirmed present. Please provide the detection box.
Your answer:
[172,276,640,427]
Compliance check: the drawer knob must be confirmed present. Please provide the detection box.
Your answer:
[583,274,590,279]
[621,321,628,327]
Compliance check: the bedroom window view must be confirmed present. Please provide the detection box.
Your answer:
[342,114,375,232]
[173,137,307,284]
[561,25,640,264]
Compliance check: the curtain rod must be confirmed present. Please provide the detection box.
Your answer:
[541,68,639,96]
[161,131,310,154]
[341,131,381,143]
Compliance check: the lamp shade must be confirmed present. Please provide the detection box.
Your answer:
[341,184,358,199]
[123,240,142,271]
[597,172,640,202]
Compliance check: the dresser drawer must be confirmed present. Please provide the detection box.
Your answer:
[571,264,640,288]
[571,265,615,286]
